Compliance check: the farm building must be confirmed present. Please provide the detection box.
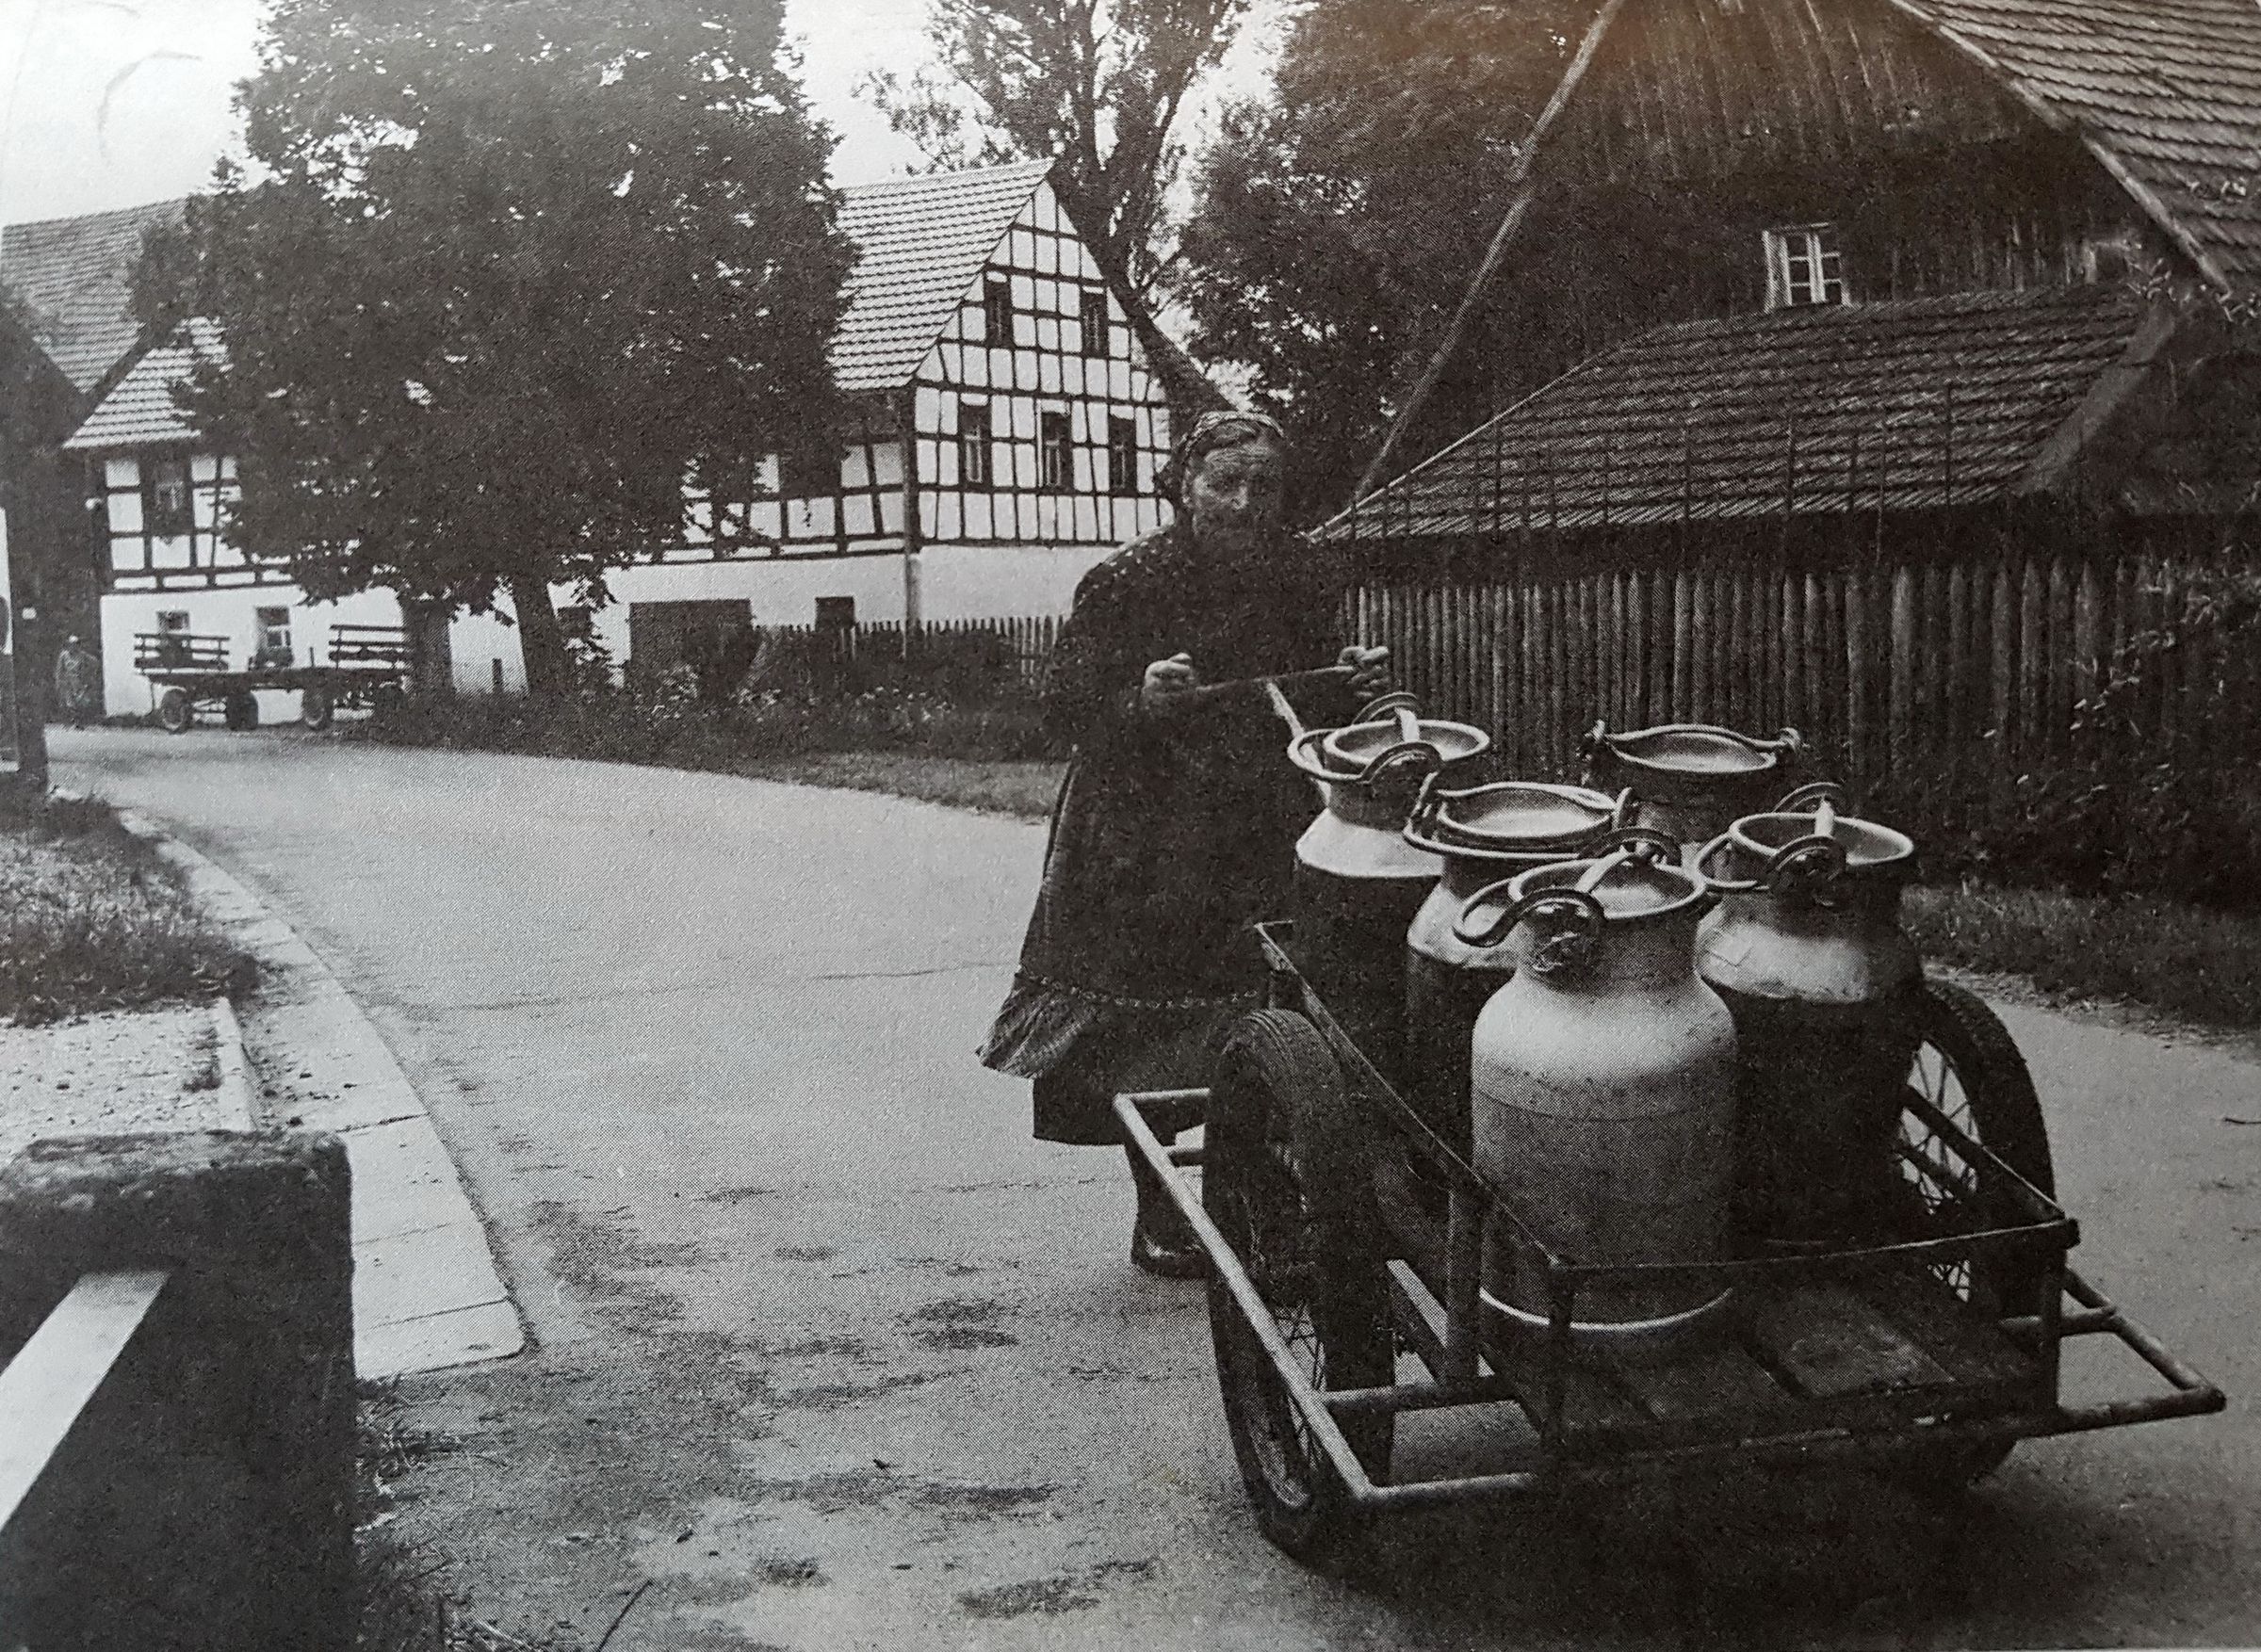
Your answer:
[1328,0,2261,787]
[10,158,1177,716]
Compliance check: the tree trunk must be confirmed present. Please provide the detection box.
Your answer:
[402,598,456,702]
[507,575,570,700]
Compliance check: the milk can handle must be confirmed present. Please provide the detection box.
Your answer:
[1601,825,1681,865]
[1452,879,1607,955]
[1695,828,1848,895]
[1775,780,1846,815]
[1357,738,1445,786]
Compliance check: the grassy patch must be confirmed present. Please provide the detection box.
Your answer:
[1908,881,2261,1032]
[732,752,1061,819]
[0,784,250,1026]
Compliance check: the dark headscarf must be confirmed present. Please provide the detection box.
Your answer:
[1157,410,1290,507]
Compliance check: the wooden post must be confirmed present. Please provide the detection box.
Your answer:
[1990,559,2016,773]
[898,390,924,640]
[1890,561,1915,776]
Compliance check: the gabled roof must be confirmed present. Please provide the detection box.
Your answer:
[61,318,222,452]
[832,159,1054,393]
[1879,0,2261,288]
[1322,286,2151,542]
[0,198,183,393]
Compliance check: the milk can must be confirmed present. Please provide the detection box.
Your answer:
[1288,693,1488,1079]
[1454,840,1738,1356]
[1582,721,1803,850]
[1401,778,1622,1163]
[1694,784,1923,1248]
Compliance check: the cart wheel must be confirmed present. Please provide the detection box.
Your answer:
[1893,977,2056,1487]
[300,685,333,731]
[1204,1009,1395,1568]
[223,691,259,731]
[156,688,193,734]
[370,683,404,720]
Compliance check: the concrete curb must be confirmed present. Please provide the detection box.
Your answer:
[116,806,525,1379]
[207,998,258,1131]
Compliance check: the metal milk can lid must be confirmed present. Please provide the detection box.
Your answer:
[1584,721,1800,779]
[1291,692,1491,786]
[1698,782,1916,893]
[1451,831,1703,964]
[1405,779,1622,860]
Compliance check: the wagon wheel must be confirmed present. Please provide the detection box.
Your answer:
[370,683,405,720]
[1204,1009,1396,1568]
[1891,977,2055,1487]
[222,690,259,731]
[299,684,333,731]
[155,688,193,734]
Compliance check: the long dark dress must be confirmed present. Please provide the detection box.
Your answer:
[978,524,1358,1143]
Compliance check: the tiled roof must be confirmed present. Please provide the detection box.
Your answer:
[0,198,183,393]
[1323,286,2149,542]
[60,318,223,452]
[832,159,1053,392]
[1882,0,2261,287]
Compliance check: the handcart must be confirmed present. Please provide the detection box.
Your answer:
[1116,923,2224,1566]
[137,624,411,733]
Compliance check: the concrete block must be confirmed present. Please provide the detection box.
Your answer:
[0,1131,354,1652]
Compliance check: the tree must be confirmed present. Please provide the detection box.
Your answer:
[142,1,853,697]
[1177,1,1595,522]
[864,0,1250,412]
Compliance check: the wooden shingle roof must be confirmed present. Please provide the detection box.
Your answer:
[0,198,182,394]
[1882,0,2261,287]
[832,159,1054,393]
[1322,286,2150,542]
[60,318,222,452]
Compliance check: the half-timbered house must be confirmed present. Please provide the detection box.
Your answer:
[445,158,1179,690]
[1325,0,2261,786]
[42,160,1175,707]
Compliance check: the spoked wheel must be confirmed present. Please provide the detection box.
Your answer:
[1892,977,2056,1485]
[156,688,193,734]
[1204,1009,1395,1568]
[299,684,333,730]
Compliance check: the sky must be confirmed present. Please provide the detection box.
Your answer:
[0,0,1290,227]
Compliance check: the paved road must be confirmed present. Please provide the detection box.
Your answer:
[57,728,2261,1650]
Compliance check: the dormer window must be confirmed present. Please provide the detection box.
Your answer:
[1765,224,1846,309]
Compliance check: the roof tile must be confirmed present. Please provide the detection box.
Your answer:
[60,318,223,451]
[0,198,183,393]
[1324,287,2147,542]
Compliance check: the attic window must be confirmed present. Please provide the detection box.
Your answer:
[1765,224,1846,310]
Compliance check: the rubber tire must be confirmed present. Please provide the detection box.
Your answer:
[156,688,193,734]
[300,685,333,731]
[1893,977,2055,1488]
[222,691,259,731]
[1205,1009,1395,1569]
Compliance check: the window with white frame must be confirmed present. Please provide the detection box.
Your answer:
[1764,224,1846,310]
[959,400,993,490]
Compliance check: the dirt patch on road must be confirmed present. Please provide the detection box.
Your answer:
[955,1558,1157,1619]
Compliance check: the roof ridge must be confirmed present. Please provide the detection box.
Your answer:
[0,195,188,235]
[838,158,1053,199]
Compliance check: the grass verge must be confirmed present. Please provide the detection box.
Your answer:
[732,751,1061,818]
[0,782,251,1026]
[1908,881,2261,1033]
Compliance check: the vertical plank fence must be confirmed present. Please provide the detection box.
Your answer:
[1353,529,2252,792]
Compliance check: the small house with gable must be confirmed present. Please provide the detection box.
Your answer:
[1325,0,2261,782]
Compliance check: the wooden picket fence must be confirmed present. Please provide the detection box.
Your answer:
[1352,530,2259,793]
[768,614,1062,690]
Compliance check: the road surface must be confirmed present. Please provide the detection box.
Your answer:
[56,727,2261,1650]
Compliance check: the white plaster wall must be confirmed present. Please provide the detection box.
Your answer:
[99,586,403,721]
[912,542,1117,620]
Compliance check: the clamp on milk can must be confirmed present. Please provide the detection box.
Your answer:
[1401,775,1623,1165]
[1695,782,1923,1250]
[1284,691,1488,1080]
[1582,721,1803,850]
[1452,832,1739,1359]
